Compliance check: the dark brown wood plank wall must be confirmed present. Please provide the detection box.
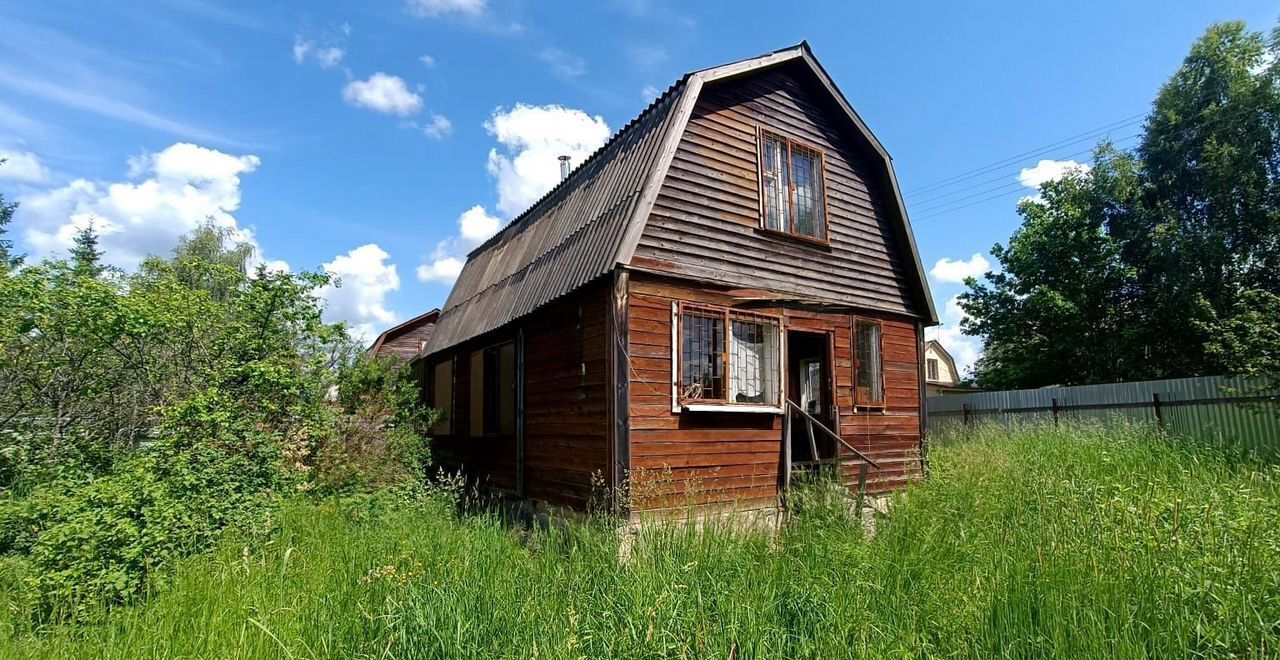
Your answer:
[625,276,923,511]
[428,282,611,508]
[521,282,612,507]
[631,64,918,316]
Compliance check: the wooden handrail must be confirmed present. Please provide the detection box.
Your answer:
[785,399,881,470]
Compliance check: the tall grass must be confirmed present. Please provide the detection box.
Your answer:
[3,424,1277,658]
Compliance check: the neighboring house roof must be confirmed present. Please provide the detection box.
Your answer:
[924,339,960,384]
[368,308,440,357]
[422,42,937,359]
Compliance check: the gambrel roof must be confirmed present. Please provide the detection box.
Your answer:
[422,42,936,358]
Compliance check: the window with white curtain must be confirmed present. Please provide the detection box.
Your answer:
[728,316,779,406]
[678,305,781,408]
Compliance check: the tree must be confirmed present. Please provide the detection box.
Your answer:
[139,220,256,301]
[70,222,104,278]
[0,190,20,270]
[960,21,1280,388]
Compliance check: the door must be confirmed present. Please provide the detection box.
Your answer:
[786,330,835,463]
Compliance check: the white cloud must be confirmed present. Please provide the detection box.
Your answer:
[419,54,437,68]
[314,46,345,68]
[416,205,502,284]
[1017,159,1091,189]
[343,73,423,116]
[925,295,981,379]
[420,113,453,139]
[929,253,990,284]
[0,67,242,147]
[537,47,586,78]
[318,243,400,342]
[641,84,660,102]
[14,142,266,271]
[292,37,312,64]
[416,256,464,283]
[457,204,501,242]
[415,104,611,285]
[293,29,348,69]
[407,0,486,17]
[0,149,49,183]
[483,103,610,216]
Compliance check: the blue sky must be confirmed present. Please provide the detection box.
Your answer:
[1,0,1275,370]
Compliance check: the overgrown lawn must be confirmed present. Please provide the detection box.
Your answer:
[3,425,1277,658]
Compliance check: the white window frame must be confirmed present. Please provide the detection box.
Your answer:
[670,302,785,414]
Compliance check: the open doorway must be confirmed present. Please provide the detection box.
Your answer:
[786,330,835,463]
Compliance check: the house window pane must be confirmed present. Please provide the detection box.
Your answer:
[728,317,779,405]
[791,145,825,239]
[680,311,724,400]
[761,134,790,232]
[926,358,939,382]
[855,321,884,406]
[759,131,826,240]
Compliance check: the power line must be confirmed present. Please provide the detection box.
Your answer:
[911,134,1145,221]
[907,98,1259,214]
[903,112,1147,198]
[909,136,1140,215]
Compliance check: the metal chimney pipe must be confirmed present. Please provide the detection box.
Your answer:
[558,155,571,181]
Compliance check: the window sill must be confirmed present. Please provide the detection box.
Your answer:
[681,403,784,414]
[754,227,832,250]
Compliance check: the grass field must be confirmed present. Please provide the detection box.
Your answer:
[2,425,1278,658]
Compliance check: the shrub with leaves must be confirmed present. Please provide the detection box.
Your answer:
[0,222,441,619]
[310,355,438,494]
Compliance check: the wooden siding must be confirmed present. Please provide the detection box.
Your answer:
[625,276,923,511]
[372,319,436,364]
[522,282,612,507]
[631,64,919,316]
[427,283,611,508]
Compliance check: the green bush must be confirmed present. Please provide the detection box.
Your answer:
[309,356,437,494]
[7,397,286,620]
[0,224,439,622]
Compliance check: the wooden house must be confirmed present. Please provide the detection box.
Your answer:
[924,339,970,396]
[368,309,440,365]
[413,43,937,514]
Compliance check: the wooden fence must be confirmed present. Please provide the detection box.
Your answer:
[926,375,1280,458]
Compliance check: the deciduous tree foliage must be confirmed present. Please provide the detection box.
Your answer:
[962,22,1280,388]
[0,190,19,270]
[0,223,435,618]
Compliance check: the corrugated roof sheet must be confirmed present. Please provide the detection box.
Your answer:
[423,78,689,355]
[421,42,939,358]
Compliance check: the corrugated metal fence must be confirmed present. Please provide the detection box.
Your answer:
[927,375,1280,458]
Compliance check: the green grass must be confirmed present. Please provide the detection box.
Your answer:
[3,425,1278,658]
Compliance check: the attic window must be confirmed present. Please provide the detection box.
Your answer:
[759,129,828,241]
[927,358,939,382]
